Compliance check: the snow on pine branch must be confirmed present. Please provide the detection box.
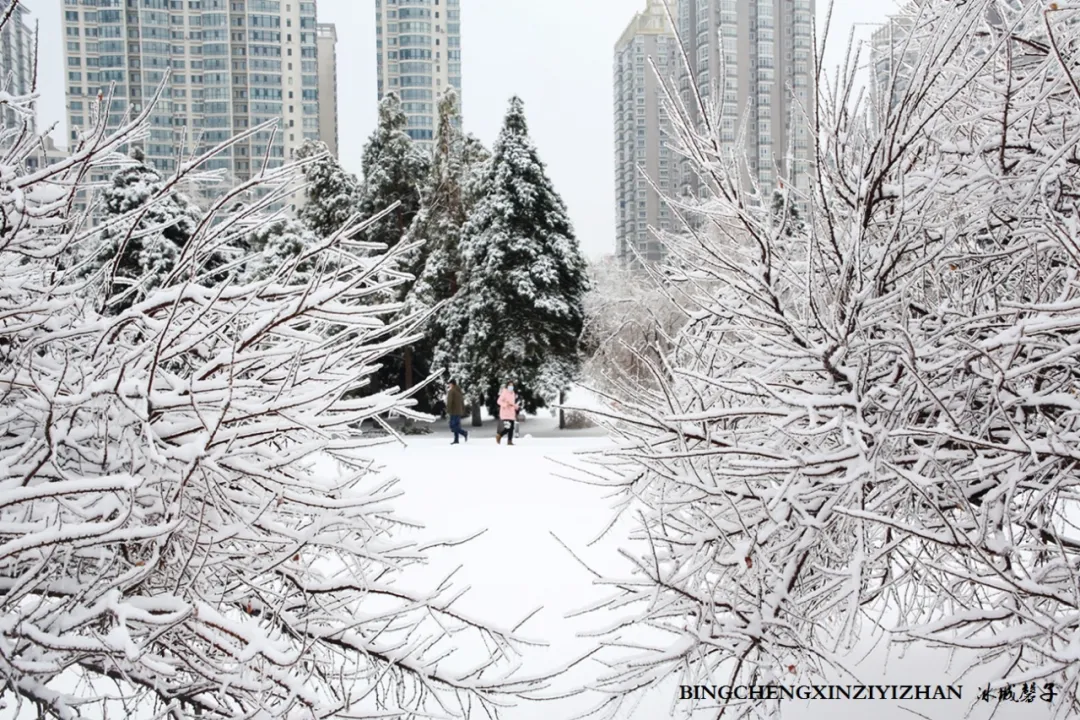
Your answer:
[0,83,551,718]
[573,1,1080,718]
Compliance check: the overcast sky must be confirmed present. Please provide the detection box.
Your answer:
[26,0,899,258]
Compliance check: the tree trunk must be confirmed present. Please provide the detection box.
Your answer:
[471,398,483,427]
[403,346,414,390]
[559,389,566,430]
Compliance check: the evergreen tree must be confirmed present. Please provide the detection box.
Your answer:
[356,93,431,404]
[242,215,322,284]
[431,129,491,425]
[403,92,468,312]
[88,148,206,313]
[770,185,805,238]
[356,93,429,254]
[397,90,468,411]
[296,139,361,240]
[449,97,588,417]
[461,132,491,210]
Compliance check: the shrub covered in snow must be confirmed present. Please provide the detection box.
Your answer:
[579,1,1080,717]
[580,257,685,400]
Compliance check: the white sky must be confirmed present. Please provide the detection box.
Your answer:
[25,0,900,258]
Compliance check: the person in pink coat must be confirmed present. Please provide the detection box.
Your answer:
[496,381,521,445]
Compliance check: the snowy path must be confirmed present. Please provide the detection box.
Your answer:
[363,418,631,719]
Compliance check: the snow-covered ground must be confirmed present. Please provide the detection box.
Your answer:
[357,415,1056,720]
[5,414,1058,719]
[360,413,637,720]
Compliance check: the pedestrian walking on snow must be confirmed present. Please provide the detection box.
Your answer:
[496,381,520,445]
[446,380,469,445]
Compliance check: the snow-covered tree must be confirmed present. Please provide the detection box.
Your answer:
[241,214,324,283]
[0,68,551,718]
[448,97,588,417]
[435,128,491,425]
[296,138,361,240]
[580,257,685,398]
[355,94,430,404]
[405,90,468,315]
[356,93,429,254]
[83,146,207,313]
[575,1,1080,717]
[462,131,492,209]
[396,90,468,412]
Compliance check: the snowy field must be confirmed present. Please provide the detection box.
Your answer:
[352,415,1057,720]
[1,414,1059,720]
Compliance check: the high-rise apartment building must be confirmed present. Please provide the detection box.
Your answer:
[614,0,815,264]
[315,22,338,157]
[374,0,462,145]
[0,0,35,131]
[676,0,815,197]
[61,0,323,186]
[613,0,676,264]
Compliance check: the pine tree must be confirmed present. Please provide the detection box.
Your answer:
[87,148,206,313]
[397,90,468,412]
[242,215,322,284]
[402,92,468,312]
[296,139,361,240]
[770,185,805,238]
[461,132,491,210]
[449,96,588,417]
[406,115,491,423]
[356,93,429,254]
[356,93,431,404]
[459,132,493,427]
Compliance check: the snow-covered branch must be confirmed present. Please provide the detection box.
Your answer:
[0,82,548,719]
[576,1,1080,717]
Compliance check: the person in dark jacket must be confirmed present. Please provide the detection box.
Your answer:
[446,380,469,445]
